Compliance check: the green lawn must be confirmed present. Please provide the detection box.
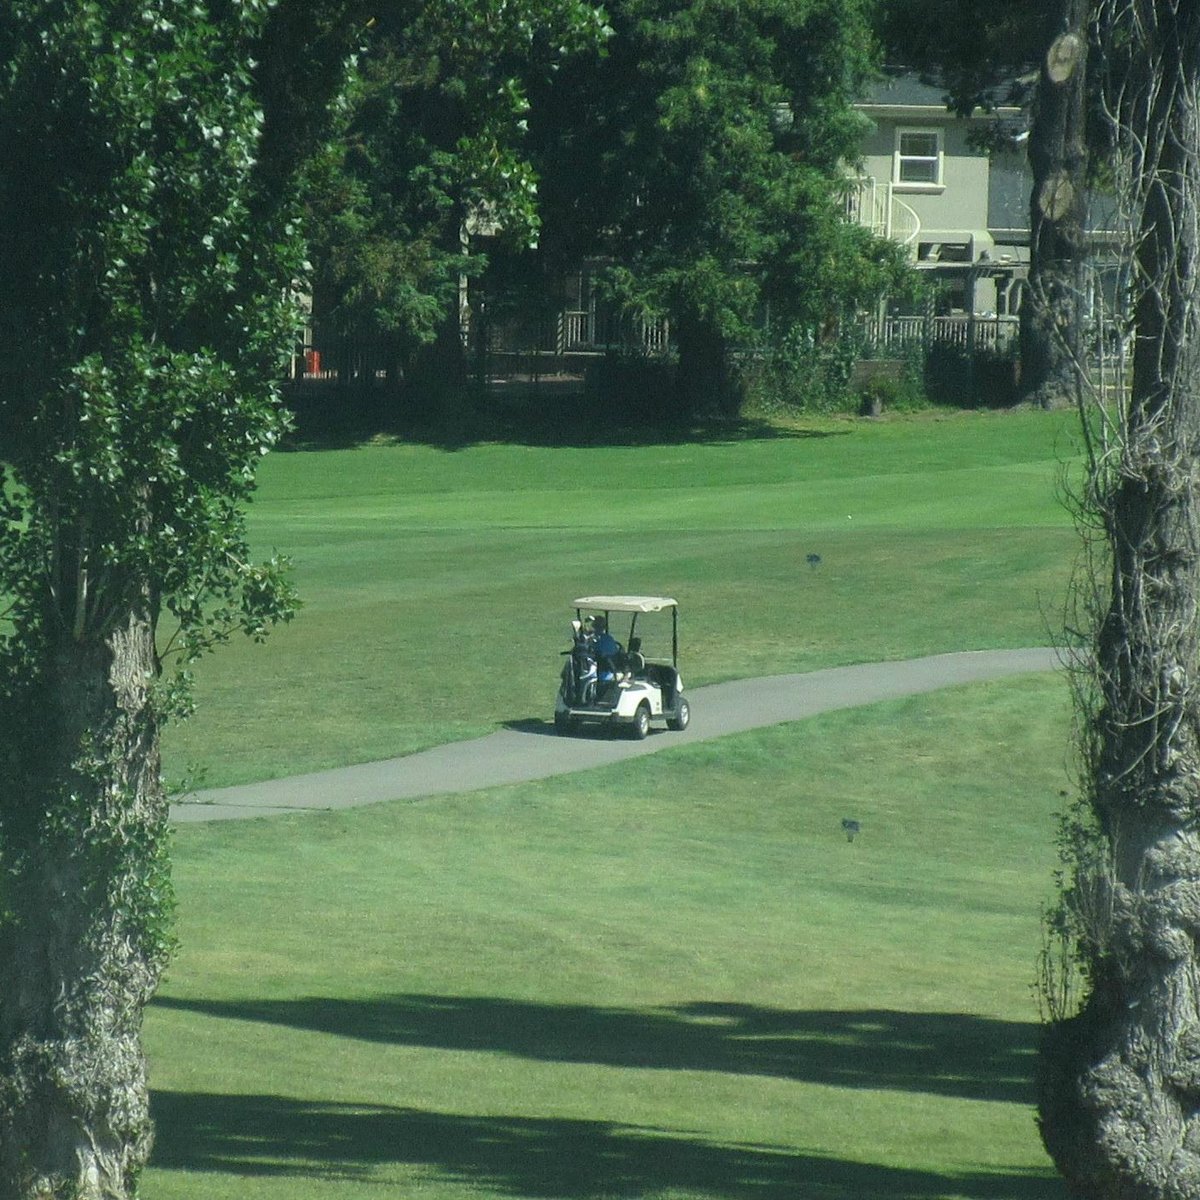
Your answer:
[146,406,1079,1197]
[164,408,1082,789]
[146,674,1070,1199]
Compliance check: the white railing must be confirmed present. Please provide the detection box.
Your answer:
[890,193,921,248]
[562,309,591,349]
[640,317,671,355]
[843,177,880,234]
[861,313,1020,353]
[561,309,671,355]
[844,176,920,248]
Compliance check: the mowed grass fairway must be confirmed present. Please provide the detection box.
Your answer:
[147,408,1078,1197]
[164,409,1081,788]
[146,678,1070,1198]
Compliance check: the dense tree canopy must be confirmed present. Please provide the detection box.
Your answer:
[878,0,1053,112]
[304,0,609,404]
[302,0,905,418]
[529,0,905,413]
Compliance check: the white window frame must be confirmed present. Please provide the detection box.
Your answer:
[894,127,944,191]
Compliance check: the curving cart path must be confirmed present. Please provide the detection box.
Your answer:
[172,646,1058,823]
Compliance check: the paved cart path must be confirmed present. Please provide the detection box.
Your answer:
[172,646,1058,823]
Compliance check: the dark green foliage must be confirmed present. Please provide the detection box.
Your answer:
[878,0,1053,112]
[741,329,862,415]
[922,344,1019,408]
[583,355,683,422]
[854,360,930,415]
[304,0,609,381]
[531,0,906,416]
[0,0,321,660]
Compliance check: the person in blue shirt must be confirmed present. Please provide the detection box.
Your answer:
[591,616,623,682]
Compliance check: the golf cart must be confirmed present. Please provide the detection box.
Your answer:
[554,595,690,738]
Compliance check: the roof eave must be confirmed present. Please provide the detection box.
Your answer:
[856,103,1023,120]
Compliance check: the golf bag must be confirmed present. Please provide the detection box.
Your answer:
[561,632,597,706]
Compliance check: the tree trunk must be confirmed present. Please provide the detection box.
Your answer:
[408,301,470,419]
[0,604,169,1199]
[1019,0,1090,410]
[1038,5,1200,1196]
[675,312,738,417]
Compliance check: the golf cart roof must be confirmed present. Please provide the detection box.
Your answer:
[574,595,677,613]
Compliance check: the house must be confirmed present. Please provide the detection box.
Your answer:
[848,70,1122,356]
[493,72,1040,365]
[547,73,1046,361]
[297,70,1116,386]
[847,72,1032,348]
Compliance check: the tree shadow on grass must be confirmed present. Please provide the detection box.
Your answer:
[150,1091,1063,1198]
[281,389,852,452]
[153,994,1038,1106]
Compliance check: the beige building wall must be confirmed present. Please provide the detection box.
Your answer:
[852,98,1029,315]
[857,109,994,247]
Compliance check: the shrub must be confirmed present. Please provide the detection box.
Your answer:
[584,353,681,422]
[855,363,929,415]
[741,327,859,415]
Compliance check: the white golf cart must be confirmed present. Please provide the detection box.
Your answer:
[554,595,690,738]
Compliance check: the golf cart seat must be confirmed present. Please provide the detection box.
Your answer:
[623,638,645,677]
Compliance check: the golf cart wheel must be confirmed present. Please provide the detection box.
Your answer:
[630,702,651,740]
[666,696,690,732]
[554,711,576,735]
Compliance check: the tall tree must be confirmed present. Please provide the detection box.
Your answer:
[877,0,1054,113]
[1038,1,1200,1195]
[305,0,608,411]
[530,0,905,416]
[0,2,358,1194]
[880,0,1095,410]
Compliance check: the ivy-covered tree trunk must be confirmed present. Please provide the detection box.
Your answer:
[0,4,357,1195]
[1038,3,1200,1195]
[1019,0,1090,410]
[0,607,168,1196]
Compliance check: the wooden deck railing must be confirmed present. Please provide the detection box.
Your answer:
[860,313,1020,354]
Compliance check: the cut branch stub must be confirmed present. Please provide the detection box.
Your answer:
[1039,171,1079,222]
[1047,32,1084,84]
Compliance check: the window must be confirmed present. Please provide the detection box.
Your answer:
[895,128,942,188]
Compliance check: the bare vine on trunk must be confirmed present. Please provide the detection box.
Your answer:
[1038,3,1200,1196]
